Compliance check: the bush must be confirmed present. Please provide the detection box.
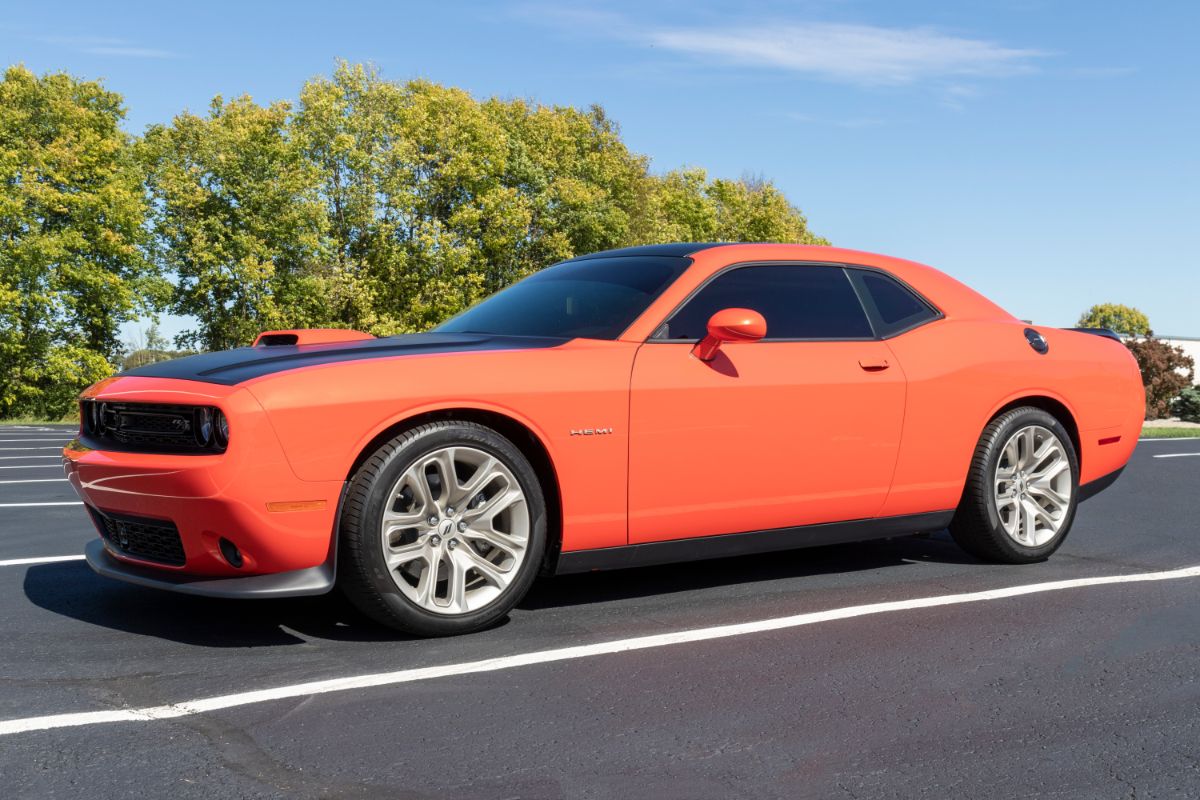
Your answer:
[1176,386,1200,423]
[1126,338,1195,419]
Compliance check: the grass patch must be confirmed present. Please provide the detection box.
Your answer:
[1141,426,1200,439]
[0,417,74,426]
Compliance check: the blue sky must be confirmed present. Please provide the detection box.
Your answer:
[4,0,1198,339]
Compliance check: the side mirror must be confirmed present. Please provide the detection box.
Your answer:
[692,308,767,362]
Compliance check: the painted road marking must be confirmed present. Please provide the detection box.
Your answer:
[0,455,61,461]
[1,564,1197,737]
[0,478,68,485]
[0,465,62,470]
[0,555,85,567]
[1153,452,1200,459]
[0,439,70,444]
[0,447,65,452]
[0,502,82,508]
[1139,437,1200,442]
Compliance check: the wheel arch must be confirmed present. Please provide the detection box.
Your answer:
[342,406,564,574]
[984,393,1083,475]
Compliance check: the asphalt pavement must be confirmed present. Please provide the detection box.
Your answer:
[0,424,1198,799]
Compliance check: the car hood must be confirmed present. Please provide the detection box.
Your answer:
[122,332,569,386]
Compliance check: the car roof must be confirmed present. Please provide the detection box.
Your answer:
[562,243,727,260]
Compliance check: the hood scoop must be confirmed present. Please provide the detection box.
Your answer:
[253,329,375,347]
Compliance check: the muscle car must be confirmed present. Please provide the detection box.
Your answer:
[65,243,1144,635]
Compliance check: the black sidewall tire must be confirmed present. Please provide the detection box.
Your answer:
[339,422,546,636]
[951,408,1080,563]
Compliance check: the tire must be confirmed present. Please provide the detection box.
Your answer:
[337,420,547,636]
[950,407,1079,563]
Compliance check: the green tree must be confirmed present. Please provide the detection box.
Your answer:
[141,95,329,351]
[147,62,829,348]
[1077,303,1152,336]
[1126,337,1194,419]
[0,65,159,418]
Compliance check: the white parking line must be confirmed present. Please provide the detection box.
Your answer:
[0,455,61,461]
[0,478,67,485]
[1153,452,1200,459]
[0,447,64,452]
[1139,437,1200,442]
[1,563,1197,737]
[0,465,62,470]
[0,501,82,508]
[0,439,70,444]
[0,555,85,567]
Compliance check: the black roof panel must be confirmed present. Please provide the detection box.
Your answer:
[564,242,731,260]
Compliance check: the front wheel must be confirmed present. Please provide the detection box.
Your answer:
[337,421,546,636]
[950,407,1079,563]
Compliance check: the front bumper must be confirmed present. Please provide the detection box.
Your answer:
[65,377,345,587]
[85,539,334,598]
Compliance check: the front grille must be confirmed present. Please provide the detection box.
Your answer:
[88,507,186,567]
[80,400,226,454]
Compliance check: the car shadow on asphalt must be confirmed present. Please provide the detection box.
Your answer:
[22,562,407,647]
[519,530,977,610]
[23,532,978,647]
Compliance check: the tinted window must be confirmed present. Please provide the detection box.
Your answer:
[658,265,873,340]
[851,270,938,336]
[436,256,689,340]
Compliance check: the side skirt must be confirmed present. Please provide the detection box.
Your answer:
[555,510,955,575]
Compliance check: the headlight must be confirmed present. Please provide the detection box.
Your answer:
[194,407,213,447]
[214,410,229,448]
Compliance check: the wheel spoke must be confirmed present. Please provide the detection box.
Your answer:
[427,449,457,505]
[445,551,469,612]
[1027,483,1068,511]
[456,455,499,505]
[461,525,525,559]
[456,545,509,586]
[414,559,439,607]
[464,484,524,523]
[1019,427,1037,469]
[384,540,427,569]
[401,466,435,518]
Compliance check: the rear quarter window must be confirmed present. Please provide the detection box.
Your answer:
[849,269,940,337]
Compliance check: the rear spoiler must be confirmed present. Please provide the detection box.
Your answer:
[1064,327,1123,343]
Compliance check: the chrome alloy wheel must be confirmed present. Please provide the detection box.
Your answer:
[379,446,529,615]
[993,424,1073,547]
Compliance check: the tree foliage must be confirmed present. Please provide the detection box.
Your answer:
[1175,385,1200,424]
[0,62,827,417]
[152,63,827,348]
[0,65,162,418]
[141,95,328,351]
[1077,303,1152,336]
[1126,337,1195,419]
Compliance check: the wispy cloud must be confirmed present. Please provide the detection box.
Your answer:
[644,22,1044,86]
[36,35,178,59]
[523,7,1045,88]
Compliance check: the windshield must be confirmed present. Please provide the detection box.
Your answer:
[435,255,690,340]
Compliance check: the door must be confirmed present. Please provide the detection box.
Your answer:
[628,264,906,543]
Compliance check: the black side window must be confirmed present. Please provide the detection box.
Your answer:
[850,270,938,337]
[658,265,873,340]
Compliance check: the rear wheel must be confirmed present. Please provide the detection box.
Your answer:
[338,421,546,636]
[950,407,1078,563]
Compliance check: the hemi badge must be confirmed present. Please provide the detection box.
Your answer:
[266,500,328,513]
[1098,436,1121,446]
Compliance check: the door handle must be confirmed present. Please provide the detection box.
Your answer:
[858,357,890,371]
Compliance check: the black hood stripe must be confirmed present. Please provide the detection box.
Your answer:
[122,333,568,386]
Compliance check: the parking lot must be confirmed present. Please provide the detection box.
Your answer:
[1,424,1198,798]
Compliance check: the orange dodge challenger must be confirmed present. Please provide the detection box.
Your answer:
[65,243,1144,636]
